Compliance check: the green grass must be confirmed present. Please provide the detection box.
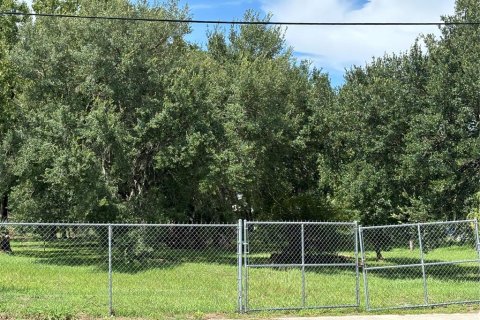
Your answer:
[0,240,479,319]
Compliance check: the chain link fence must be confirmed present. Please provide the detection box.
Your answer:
[0,223,110,316]
[359,220,480,311]
[243,221,359,311]
[110,223,240,316]
[0,220,479,317]
[0,222,240,317]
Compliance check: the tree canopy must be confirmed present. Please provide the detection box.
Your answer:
[1,0,479,224]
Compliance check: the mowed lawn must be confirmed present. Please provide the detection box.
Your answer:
[0,240,239,318]
[363,246,480,309]
[0,242,479,319]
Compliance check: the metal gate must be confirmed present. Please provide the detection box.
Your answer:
[242,221,360,312]
[359,220,480,311]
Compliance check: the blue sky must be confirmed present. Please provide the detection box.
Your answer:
[178,0,265,52]
[177,0,456,87]
[25,0,457,86]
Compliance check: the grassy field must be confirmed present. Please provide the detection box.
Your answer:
[0,237,479,319]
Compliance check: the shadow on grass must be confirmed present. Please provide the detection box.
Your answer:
[5,240,480,282]
[7,240,238,274]
[365,257,480,282]
[0,284,32,296]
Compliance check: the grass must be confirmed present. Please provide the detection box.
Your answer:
[362,245,480,307]
[0,236,479,319]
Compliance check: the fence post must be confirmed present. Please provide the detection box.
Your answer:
[358,226,370,310]
[108,224,113,316]
[301,223,306,307]
[237,219,243,313]
[417,224,429,306]
[243,220,249,312]
[354,221,360,307]
[472,219,480,298]
[474,219,480,250]
[474,219,480,259]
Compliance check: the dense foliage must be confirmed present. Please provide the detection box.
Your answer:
[0,0,479,224]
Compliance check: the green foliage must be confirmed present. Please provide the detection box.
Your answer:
[5,2,339,223]
[10,0,192,221]
[401,1,480,221]
[0,0,29,219]
[323,45,430,224]
[2,0,480,224]
[320,0,480,224]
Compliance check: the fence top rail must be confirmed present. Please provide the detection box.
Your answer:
[2,219,475,228]
[0,222,237,228]
[245,221,356,226]
[360,219,476,230]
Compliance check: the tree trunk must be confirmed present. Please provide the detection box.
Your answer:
[1,193,8,222]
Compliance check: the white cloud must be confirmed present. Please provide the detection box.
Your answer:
[261,0,456,72]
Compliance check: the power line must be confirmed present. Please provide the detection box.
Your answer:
[1,11,479,26]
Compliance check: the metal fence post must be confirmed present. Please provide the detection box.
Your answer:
[417,224,429,306]
[237,219,243,313]
[301,223,306,307]
[243,220,249,312]
[474,219,480,287]
[358,226,370,310]
[108,224,113,316]
[354,221,360,307]
[474,219,480,257]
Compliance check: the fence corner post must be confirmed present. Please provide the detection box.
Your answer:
[108,224,113,317]
[237,219,243,313]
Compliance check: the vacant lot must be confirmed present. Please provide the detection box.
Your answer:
[0,238,478,319]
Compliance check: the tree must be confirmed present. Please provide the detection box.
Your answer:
[402,0,480,221]
[206,13,339,221]
[11,3,341,223]
[322,45,430,227]
[0,0,28,222]
[10,0,194,222]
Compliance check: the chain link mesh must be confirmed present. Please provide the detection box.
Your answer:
[110,224,238,316]
[360,221,480,310]
[1,220,478,316]
[0,222,238,317]
[0,223,109,316]
[244,222,359,311]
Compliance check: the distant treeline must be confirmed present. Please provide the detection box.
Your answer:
[0,0,479,224]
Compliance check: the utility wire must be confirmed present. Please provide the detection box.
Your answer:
[1,11,480,26]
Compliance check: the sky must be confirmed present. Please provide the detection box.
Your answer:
[178,0,457,86]
[24,0,457,86]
